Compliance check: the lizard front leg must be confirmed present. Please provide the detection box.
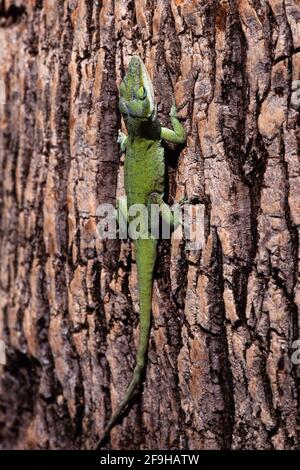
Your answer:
[161,103,186,144]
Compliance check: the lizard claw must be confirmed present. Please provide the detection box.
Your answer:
[175,193,188,205]
[117,130,127,152]
[117,129,125,143]
[169,100,188,118]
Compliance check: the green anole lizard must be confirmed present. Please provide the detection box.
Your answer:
[96,56,186,448]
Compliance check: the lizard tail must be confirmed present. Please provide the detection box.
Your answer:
[96,239,157,449]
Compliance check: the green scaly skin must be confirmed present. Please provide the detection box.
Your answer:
[96,56,186,448]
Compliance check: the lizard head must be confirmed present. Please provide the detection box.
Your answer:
[119,56,156,122]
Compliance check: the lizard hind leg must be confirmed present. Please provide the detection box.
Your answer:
[147,192,178,238]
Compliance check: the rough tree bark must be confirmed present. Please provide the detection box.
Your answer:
[0,0,300,450]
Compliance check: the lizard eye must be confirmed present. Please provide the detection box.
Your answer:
[135,86,146,100]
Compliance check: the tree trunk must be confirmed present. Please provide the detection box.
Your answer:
[0,0,300,450]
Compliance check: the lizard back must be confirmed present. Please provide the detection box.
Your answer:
[124,136,165,208]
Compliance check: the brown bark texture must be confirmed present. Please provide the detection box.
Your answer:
[0,0,300,450]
